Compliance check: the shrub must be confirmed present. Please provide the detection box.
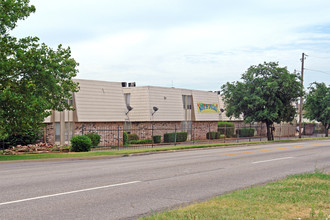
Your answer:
[177,132,188,142]
[1,128,42,149]
[85,133,101,146]
[164,133,175,143]
[152,135,161,143]
[128,133,139,142]
[164,132,188,143]
[70,135,92,152]
[236,128,255,137]
[129,139,153,144]
[206,131,220,139]
[218,121,235,137]
[123,131,128,145]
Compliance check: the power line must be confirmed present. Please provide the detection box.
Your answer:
[308,55,330,60]
[304,68,330,76]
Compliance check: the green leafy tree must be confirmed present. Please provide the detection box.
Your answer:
[0,0,79,146]
[304,82,330,137]
[221,62,303,141]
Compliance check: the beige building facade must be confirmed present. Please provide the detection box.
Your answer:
[44,79,224,146]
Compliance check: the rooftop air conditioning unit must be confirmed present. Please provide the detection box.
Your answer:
[128,82,136,87]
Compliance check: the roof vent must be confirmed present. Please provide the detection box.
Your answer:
[128,82,136,87]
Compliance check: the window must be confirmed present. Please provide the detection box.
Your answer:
[124,120,131,133]
[55,122,60,142]
[55,122,73,142]
[181,121,192,132]
[182,95,192,110]
[65,122,74,142]
[125,93,131,108]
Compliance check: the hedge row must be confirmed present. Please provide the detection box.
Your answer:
[153,135,161,143]
[236,128,255,137]
[206,132,225,140]
[129,139,153,144]
[163,132,188,143]
[125,132,188,145]
[128,133,139,141]
[218,121,235,137]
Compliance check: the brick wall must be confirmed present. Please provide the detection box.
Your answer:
[128,121,218,142]
[192,121,218,140]
[75,122,124,146]
[44,123,54,144]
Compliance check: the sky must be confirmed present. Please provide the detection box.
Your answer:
[12,0,330,91]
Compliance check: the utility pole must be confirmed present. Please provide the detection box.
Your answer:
[298,53,306,138]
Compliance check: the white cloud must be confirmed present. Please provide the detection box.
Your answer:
[11,0,330,90]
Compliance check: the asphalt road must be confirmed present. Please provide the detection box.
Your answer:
[0,139,329,220]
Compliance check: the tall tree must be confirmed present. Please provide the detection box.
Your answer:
[0,0,79,146]
[304,82,330,137]
[221,62,303,140]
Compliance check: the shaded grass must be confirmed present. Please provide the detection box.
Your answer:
[0,136,329,161]
[140,172,330,220]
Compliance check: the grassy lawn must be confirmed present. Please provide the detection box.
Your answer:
[140,172,330,220]
[0,142,247,161]
[0,137,329,161]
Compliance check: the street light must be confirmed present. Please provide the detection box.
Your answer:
[125,105,133,115]
[151,106,159,147]
[152,106,158,116]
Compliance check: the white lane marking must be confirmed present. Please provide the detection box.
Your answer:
[252,157,293,164]
[0,181,141,206]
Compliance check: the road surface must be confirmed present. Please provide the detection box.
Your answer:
[0,139,329,219]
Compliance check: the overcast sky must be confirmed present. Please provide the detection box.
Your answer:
[12,0,330,91]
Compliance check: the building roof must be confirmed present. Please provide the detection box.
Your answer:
[45,79,228,123]
[73,79,127,122]
[124,86,221,122]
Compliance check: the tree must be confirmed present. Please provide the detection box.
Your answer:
[304,82,330,137]
[221,62,303,141]
[0,0,79,146]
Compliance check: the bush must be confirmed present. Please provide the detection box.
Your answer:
[177,132,188,142]
[1,128,42,149]
[218,121,235,137]
[123,131,128,145]
[152,135,161,143]
[129,139,153,144]
[128,133,139,142]
[85,133,101,146]
[70,135,92,152]
[206,131,220,139]
[236,128,255,137]
[164,133,175,143]
[164,132,188,143]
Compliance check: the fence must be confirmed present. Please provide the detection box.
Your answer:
[80,123,327,151]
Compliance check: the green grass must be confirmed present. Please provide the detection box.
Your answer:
[0,137,329,161]
[140,172,330,220]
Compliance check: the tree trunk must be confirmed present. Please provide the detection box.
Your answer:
[325,124,329,137]
[266,122,274,141]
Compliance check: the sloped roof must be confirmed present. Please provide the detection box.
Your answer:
[73,79,127,122]
[124,86,220,122]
